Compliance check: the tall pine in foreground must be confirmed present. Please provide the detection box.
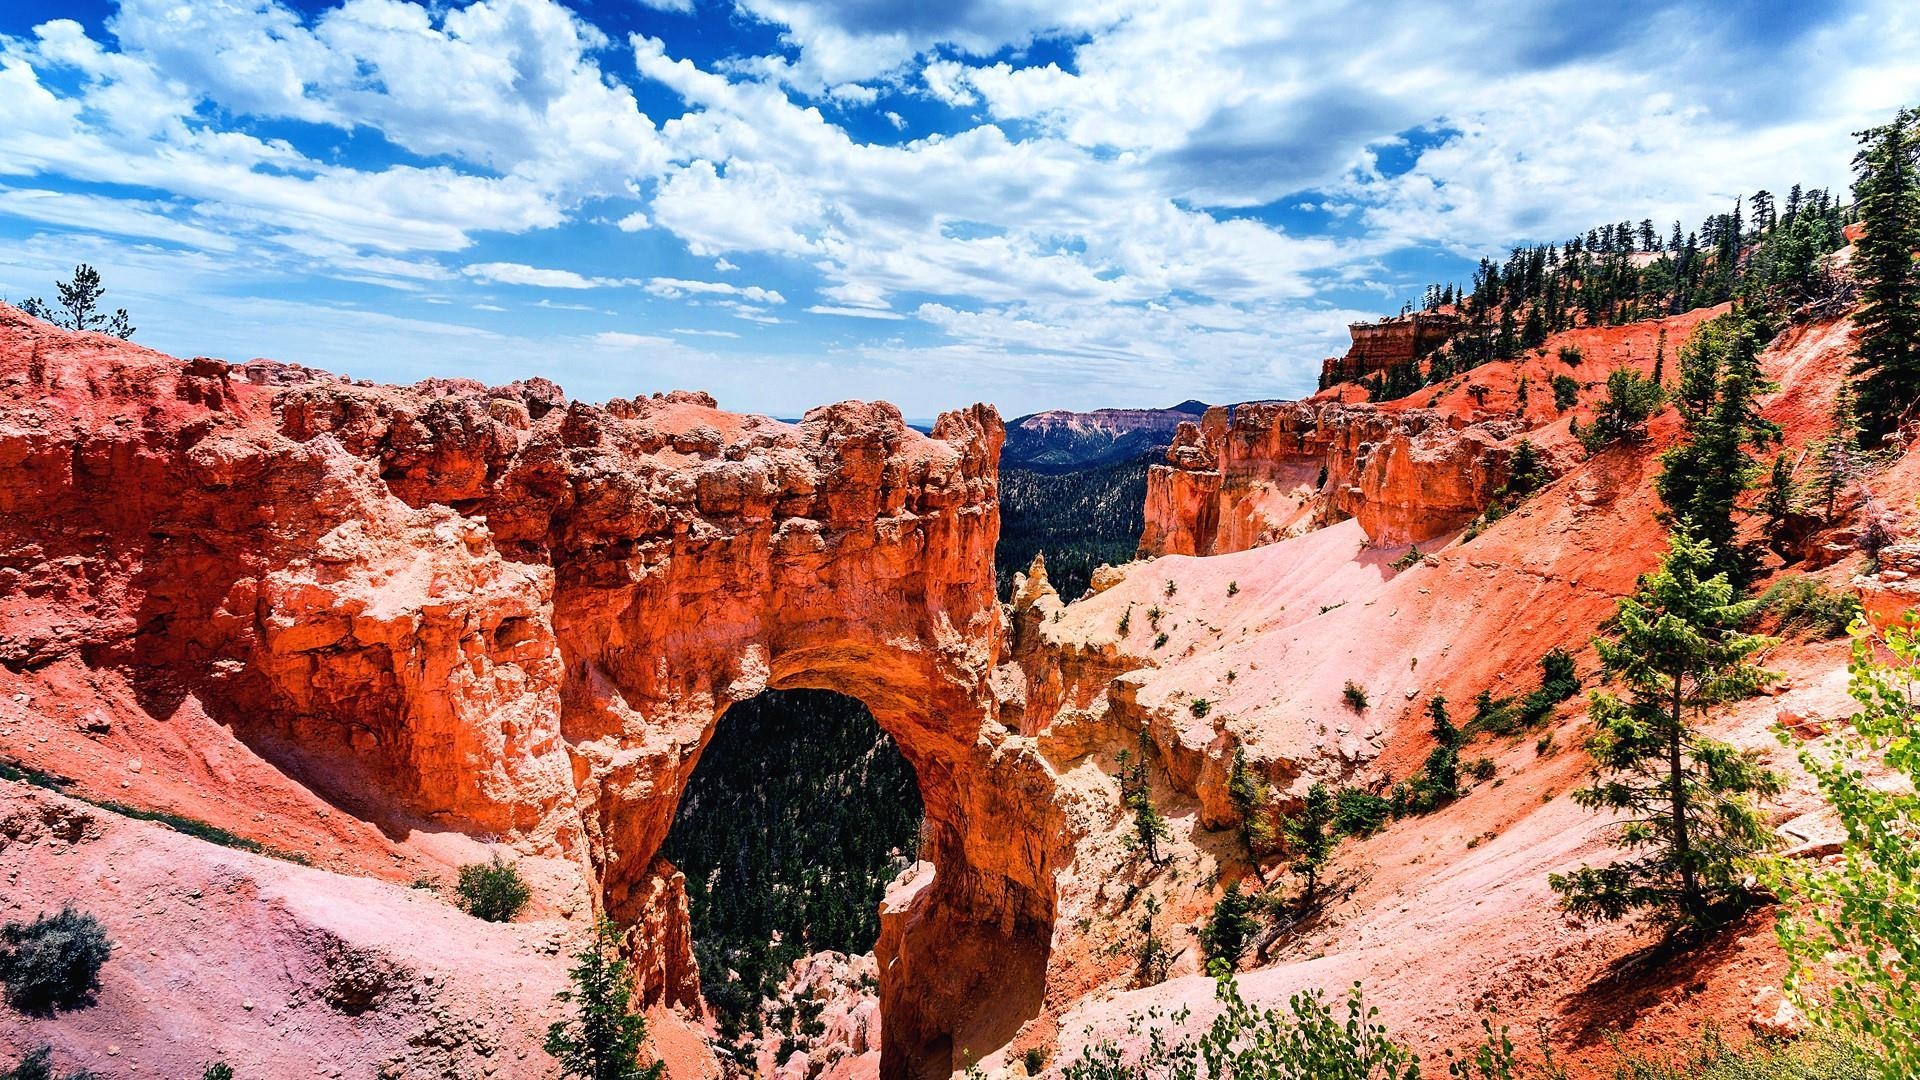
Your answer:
[1550,528,1783,929]
[546,920,663,1080]
[1849,106,1920,440]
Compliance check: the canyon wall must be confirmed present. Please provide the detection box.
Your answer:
[1140,401,1514,556]
[0,304,1061,1079]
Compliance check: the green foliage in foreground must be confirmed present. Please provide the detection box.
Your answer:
[1769,613,1920,1080]
[1606,1029,1873,1080]
[1063,968,1870,1080]
[1064,970,1432,1080]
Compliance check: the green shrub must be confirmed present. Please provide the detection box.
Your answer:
[1580,367,1664,452]
[1552,373,1580,410]
[1227,581,1239,597]
[1517,648,1581,728]
[1189,698,1211,718]
[1332,788,1391,838]
[1558,344,1584,366]
[1152,632,1169,650]
[456,855,531,923]
[202,1065,234,1080]
[0,906,111,1014]
[1465,757,1497,783]
[1341,681,1369,712]
[1759,576,1864,640]
[1467,687,1520,735]
[1023,1048,1045,1076]
[1604,1028,1871,1080]
[1389,546,1424,572]
[1062,970,1499,1080]
[2,1046,97,1080]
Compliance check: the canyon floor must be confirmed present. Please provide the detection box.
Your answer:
[0,298,1902,1079]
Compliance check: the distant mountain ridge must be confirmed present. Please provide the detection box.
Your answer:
[1001,399,1209,470]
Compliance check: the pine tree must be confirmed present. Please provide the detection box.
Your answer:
[1505,438,1550,497]
[1812,381,1871,521]
[1199,882,1261,971]
[1132,895,1172,986]
[1757,453,1798,538]
[19,264,135,339]
[1549,528,1782,929]
[1226,747,1273,868]
[1284,783,1337,908]
[1651,327,1668,387]
[1848,106,1920,440]
[545,920,663,1080]
[1656,311,1779,587]
[1118,730,1170,866]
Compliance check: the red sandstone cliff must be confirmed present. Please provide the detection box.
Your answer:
[0,302,1056,1079]
[1142,309,1726,556]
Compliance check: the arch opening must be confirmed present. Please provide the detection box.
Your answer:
[662,688,924,1070]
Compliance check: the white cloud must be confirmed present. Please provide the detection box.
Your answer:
[593,330,677,348]
[673,327,741,337]
[644,277,786,304]
[463,262,634,288]
[713,258,739,271]
[807,304,906,320]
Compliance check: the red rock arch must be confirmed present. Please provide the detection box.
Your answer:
[0,306,1059,1078]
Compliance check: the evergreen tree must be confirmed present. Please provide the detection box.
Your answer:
[1848,106,1920,440]
[1757,453,1798,539]
[1655,311,1780,587]
[1549,528,1783,929]
[1132,895,1172,986]
[1226,747,1273,868]
[1812,381,1871,521]
[1284,783,1337,908]
[18,264,134,339]
[1119,729,1170,866]
[1580,367,1664,452]
[1199,882,1261,971]
[545,920,664,1080]
[1504,438,1550,497]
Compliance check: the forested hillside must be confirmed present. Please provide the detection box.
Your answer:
[660,690,922,1050]
[996,453,1153,600]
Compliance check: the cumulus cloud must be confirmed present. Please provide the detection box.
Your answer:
[3,0,1920,415]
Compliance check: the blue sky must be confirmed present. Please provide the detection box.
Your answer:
[0,0,1914,417]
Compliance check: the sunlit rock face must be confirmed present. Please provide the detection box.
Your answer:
[1141,401,1512,556]
[0,302,1062,1079]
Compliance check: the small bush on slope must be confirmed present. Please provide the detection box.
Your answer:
[1607,1029,1872,1080]
[456,855,531,923]
[1063,968,1507,1080]
[1,1046,97,1080]
[0,905,111,1014]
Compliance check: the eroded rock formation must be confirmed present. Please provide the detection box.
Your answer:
[0,304,1059,1079]
[1140,401,1514,556]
